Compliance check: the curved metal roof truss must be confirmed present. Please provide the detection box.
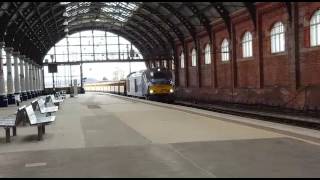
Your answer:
[0,2,258,64]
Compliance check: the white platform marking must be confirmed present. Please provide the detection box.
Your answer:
[25,162,47,168]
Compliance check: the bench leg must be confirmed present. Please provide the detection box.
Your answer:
[42,125,45,134]
[5,128,10,143]
[12,126,16,136]
[37,126,43,141]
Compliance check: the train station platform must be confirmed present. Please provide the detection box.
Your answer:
[0,92,320,177]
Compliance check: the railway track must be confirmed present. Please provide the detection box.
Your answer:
[173,100,320,131]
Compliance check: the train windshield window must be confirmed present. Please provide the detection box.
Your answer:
[150,72,170,79]
[149,71,172,84]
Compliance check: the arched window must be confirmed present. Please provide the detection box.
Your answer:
[171,59,175,70]
[191,48,197,66]
[221,39,229,61]
[163,60,167,68]
[242,32,253,58]
[204,43,211,64]
[180,52,185,69]
[310,10,320,47]
[270,21,285,53]
[42,30,144,88]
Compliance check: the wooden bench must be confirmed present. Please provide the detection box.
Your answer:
[0,106,26,143]
[23,105,56,141]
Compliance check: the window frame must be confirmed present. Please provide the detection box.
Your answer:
[191,48,197,67]
[180,52,185,69]
[242,31,253,58]
[42,30,144,89]
[221,38,230,62]
[171,59,175,70]
[270,21,285,54]
[310,9,320,47]
[204,43,211,64]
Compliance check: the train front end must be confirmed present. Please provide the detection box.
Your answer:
[146,69,174,102]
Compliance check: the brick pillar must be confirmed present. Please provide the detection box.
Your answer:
[288,2,300,90]
[0,42,8,107]
[196,40,201,88]
[33,63,38,96]
[34,65,39,96]
[29,62,35,97]
[19,55,28,101]
[173,48,179,87]
[5,47,15,104]
[24,58,32,99]
[37,65,41,95]
[37,65,42,95]
[231,24,238,90]
[13,51,21,96]
[183,42,189,87]
[40,67,44,92]
[256,10,264,89]
[212,32,218,89]
[32,63,37,97]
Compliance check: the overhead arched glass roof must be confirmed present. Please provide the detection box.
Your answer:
[61,2,141,26]
[0,2,259,64]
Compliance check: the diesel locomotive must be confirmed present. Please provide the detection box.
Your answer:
[126,68,174,102]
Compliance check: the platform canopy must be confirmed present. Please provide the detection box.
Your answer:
[0,2,271,64]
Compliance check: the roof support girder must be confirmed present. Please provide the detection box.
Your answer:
[159,3,197,44]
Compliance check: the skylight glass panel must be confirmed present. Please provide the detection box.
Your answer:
[61,2,141,26]
[63,2,92,17]
[101,2,141,23]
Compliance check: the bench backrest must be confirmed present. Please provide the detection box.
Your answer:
[50,94,62,102]
[31,100,38,111]
[38,98,45,107]
[37,99,47,112]
[16,105,27,125]
[18,105,26,112]
[44,95,53,103]
[50,95,56,100]
[25,105,38,125]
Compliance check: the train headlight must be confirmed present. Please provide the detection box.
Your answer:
[149,89,154,94]
[170,88,174,93]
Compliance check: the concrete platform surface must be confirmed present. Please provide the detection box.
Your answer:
[0,92,319,177]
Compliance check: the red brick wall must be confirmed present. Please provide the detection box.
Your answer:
[234,14,259,89]
[199,34,212,87]
[215,28,232,89]
[186,41,198,87]
[174,2,320,111]
[299,2,320,86]
[176,45,186,87]
[259,3,290,87]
